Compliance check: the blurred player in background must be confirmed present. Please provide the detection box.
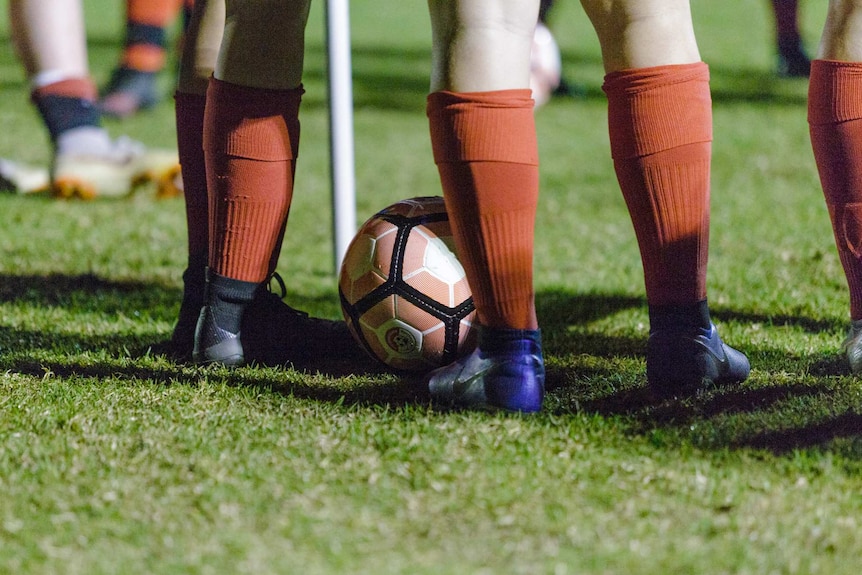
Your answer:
[773,0,810,77]
[530,0,575,108]
[101,0,195,118]
[808,1,862,372]
[425,0,750,411]
[2,0,179,198]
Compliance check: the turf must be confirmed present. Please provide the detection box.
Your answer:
[1,1,860,574]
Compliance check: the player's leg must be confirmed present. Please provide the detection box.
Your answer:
[8,0,179,198]
[808,0,862,372]
[193,0,356,367]
[163,0,223,359]
[101,0,187,118]
[192,0,307,364]
[581,0,749,396]
[424,0,545,412]
[772,0,811,77]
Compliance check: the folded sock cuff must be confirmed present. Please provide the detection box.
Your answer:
[603,63,712,159]
[205,77,303,161]
[427,90,538,165]
[808,60,862,125]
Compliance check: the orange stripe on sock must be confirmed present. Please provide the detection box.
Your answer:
[427,89,539,330]
[127,0,184,27]
[604,63,712,160]
[32,77,97,101]
[122,45,167,73]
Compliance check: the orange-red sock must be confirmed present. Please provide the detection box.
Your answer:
[122,0,185,72]
[203,78,302,283]
[603,63,713,306]
[175,90,208,264]
[32,77,98,101]
[427,90,539,330]
[808,60,862,320]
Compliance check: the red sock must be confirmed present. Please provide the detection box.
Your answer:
[32,77,97,101]
[427,90,539,330]
[203,78,302,283]
[603,63,713,306]
[808,60,862,320]
[175,90,207,264]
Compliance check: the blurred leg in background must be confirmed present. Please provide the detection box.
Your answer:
[6,0,180,198]
[772,0,811,77]
[101,0,195,118]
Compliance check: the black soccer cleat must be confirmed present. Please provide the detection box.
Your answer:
[192,269,256,366]
[239,274,366,368]
[646,322,750,398]
[841,319,862,374]
[185,271,365,368]
[160,264,206,361]
[193,304,245,366]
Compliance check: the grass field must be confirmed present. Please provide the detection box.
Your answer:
[1,1,861,573]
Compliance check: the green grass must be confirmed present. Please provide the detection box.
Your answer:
[1,0,861,573]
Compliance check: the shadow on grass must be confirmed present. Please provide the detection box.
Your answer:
[536,288,861,458]
[1,274,859,456]
[736,412,862,453]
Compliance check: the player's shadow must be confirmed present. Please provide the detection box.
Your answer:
[0,272,386,381]
[2,274,859,457]
[533,288,862,458]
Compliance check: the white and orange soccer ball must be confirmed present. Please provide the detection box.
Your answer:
[338,197,476,372]
[530,22,563,109]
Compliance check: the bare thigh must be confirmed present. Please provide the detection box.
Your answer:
[579,0,700,72]
[215,0,312,90]
[178,0,225,94]
[818,0,862,61]
[427,0,540,92]
[9,0,89,79]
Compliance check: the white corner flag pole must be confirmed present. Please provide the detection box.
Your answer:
[324,0,357,273]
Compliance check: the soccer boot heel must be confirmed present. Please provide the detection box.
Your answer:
[842,319,862,374]
[192,270,257,366]
[192,305,244,366]
[647,322,750,398]
[427,326,545,412]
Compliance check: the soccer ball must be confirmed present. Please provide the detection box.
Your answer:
[338,196,476,372]
[530,22,562,108]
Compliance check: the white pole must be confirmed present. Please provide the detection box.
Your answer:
[324,0,357,273]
